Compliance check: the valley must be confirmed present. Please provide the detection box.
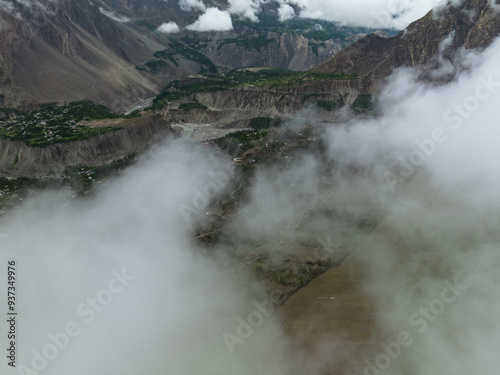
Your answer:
[1,0,500,374]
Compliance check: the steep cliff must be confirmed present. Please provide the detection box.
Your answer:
[161,78,374,128]
[205,32,343,71]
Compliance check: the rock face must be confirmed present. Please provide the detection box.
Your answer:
[161,78,375,129]
[207,32,343,71]
[314,0,500,77]
[0,0,167,112]
[0,114,171,177]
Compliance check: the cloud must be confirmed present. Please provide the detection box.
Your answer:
[222,0,445,29]
[157,21,180,33]
[0,142,305,375]
[306,35,500,373]
[228,0,263,22]
[178,0,206,11]
[186,7,233,31]
[3,2,500,374]
[278,3,295,21]
[0,0,19,17]
[286,0,442,28]
[98,7,131,23]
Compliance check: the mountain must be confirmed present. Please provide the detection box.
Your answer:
[0,0,169,111]
[314,0,500,77]
[0,0,385,112]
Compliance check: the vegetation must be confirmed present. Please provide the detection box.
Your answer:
[351,94,375,111]
[138,37,217,76]
[144,59,170,75]
[150,68,359,110]
[180,34,208,50]
[135,20,157,32]
[212,130,268,156]
[309,41,326,55]
[0,155,138,210]
[122,110,142,119]
[315,97,345,111]
[0,101,122,147]
[178,102,207,111]
[249,117,282,129]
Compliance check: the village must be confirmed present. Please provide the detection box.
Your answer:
[0,101,120,147]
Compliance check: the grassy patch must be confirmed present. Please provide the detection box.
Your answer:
[123,110,142,119]
[351,94,375,112]
[135,20,157,32]
[138,37,217,76]
[249,117,282,129]
[178,102,207,111]
[150,67,359,110]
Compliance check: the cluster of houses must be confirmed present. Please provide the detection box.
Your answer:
[0,108,80,144]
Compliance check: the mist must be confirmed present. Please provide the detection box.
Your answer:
[299,33,500,375]
[2,14,500,375]
[0,143,306,375]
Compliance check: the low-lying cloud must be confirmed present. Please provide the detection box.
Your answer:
[179,0,206,12]
[184,0,446,29]
[0,143,304,375]
[296,32,500,375]
[186,7,233,31]
[2,3,500,375]
[157,21,180,33]
[99,7,131,23]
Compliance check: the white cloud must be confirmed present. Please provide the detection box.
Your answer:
[0,143,300,375]
[178,0,206,11]
[228,0,263,22]
[316,36,500,375]
[489,0,500,12]
[224,0,445,29]
[287,0,442,29]
[0,0,22,19]
[157,21,180,33]
[278,3,295,21]
[186,7,233,32]
[99,7,131,23]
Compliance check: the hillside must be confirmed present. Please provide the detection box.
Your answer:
[314,0,500,77]
[0,0,391,112]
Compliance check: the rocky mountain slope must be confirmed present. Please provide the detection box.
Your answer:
[0,0,167,111]
[0,0,382,112]
[3,0,498,179]
[314,0,500,77]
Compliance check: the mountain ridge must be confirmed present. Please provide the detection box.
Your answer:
[314,0,500,77]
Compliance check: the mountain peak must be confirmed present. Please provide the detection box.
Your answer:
[314,0,500,77]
